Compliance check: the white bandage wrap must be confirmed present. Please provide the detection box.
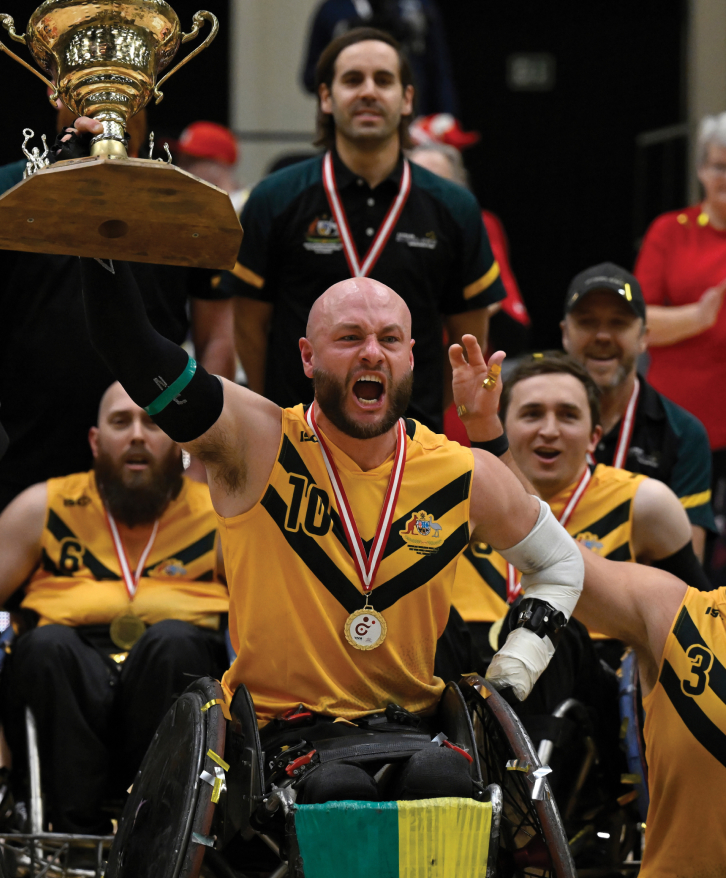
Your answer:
[485,498,584,700]
[486,628,554,701]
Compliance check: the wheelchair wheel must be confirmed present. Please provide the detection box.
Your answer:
[460,676,575,878]
[105,676,227,878]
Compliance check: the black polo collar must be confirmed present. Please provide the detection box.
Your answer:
[331,147,405,191]
[636,374,665,422]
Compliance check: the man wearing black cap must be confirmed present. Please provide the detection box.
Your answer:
[561,262,716,559]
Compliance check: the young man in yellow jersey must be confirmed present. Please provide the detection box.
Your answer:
[0,382,228,834]
[76,217,585,802]
[454,354,709,665]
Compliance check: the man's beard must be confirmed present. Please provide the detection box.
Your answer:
[584,349,637,391]
[94,445,183,528]
[312,367,413,439]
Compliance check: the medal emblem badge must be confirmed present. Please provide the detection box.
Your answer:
[344,608,387,651]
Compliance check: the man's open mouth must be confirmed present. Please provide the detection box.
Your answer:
[353,375,384,406]
[533,448,561,462]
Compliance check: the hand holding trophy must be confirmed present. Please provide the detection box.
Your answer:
[0,1,243,268]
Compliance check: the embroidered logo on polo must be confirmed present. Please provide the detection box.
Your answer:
[399,511,444,555]
[395,231,438,250]
[574,531,605,554]
[303,215,343,255]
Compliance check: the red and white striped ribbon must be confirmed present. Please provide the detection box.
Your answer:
[612,378,640,469]
[322,150,411,278]
[306,404,406,591]
[506,466,592,603]
[105,509,159,600]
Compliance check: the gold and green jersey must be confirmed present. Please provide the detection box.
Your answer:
[219,405,474,723]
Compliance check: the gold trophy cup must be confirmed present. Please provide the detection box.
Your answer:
[0,1,242,268]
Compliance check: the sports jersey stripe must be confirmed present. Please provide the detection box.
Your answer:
[605,542,633,562]
[680,489,712,509]
[261,484,364,613]
[464,261,500,299]
[372,523,470,612]
[140,529,217,576]
[261,482,469,614]
[659,659,726,769]
[46,510,121,581]
[378,471,473,560]
[579,498,632,540]
[672,606,726,705]
[232,261,264,289]
[463,546,508,602]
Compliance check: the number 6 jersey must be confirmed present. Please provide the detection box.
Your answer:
[218,404,474,724]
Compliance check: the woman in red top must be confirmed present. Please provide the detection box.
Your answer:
[634,113,726,452]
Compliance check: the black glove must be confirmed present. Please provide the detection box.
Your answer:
[48,126,93,164]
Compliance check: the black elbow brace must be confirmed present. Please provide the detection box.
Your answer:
[652,542,713,591]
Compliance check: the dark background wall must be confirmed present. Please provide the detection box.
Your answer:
[1,0,230,165]
[439,0,687,349]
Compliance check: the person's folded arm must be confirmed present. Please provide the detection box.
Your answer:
[0,483,46,607]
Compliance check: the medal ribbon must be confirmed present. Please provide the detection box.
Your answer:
[612,378,640,469]
[306,404,406,592]
[506,466,592,603]
[322,150,411,278]
[105,509,159,600]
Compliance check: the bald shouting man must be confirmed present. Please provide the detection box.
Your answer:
[79,255,582,801]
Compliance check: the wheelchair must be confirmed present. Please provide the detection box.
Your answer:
[105,674,575,878]
[522,648,649,876]
[0,621,114,878]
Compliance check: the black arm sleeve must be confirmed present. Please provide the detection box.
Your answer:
[80,257,223,443]
[652,542,714,591]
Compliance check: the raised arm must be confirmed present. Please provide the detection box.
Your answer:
[574,548,687,694]
[0,482,47,607]
[80,258,281,517]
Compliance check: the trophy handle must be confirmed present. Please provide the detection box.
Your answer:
[153,10,219,105]
[0,15,59,106]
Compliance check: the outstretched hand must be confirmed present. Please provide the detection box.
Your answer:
[448,334,506,441]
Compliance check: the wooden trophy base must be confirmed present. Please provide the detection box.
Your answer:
[0,156,243,269]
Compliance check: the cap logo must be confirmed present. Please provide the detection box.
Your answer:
[622,283,632,301]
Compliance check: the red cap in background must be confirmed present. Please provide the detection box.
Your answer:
[409,114,480,150]
[177,121,238,165]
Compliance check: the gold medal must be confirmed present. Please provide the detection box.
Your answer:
[109,613,147,650]
[344,607,387,651]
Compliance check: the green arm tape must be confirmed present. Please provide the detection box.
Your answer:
[144,357,197,417]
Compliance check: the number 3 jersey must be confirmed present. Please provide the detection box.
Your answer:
[219,405,474,723]
[640,586,726,877]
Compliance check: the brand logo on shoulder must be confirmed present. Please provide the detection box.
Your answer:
[152,558,188,577]
[400,511,443,555]
[299,431,318,443]
[303,215,343,254]
[63,495,91,507]
[575,531,605,554]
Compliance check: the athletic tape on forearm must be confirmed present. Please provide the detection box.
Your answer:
[498,497,584,619]
[80,257,223,443]
[485,628,554,702]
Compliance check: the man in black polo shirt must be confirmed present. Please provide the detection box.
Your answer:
[221,27,505,431]
[561,262,716,558]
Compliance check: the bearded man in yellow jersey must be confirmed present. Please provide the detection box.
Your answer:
[76,231,585,803]
[454,354,709,669]
[0,382,228,835]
